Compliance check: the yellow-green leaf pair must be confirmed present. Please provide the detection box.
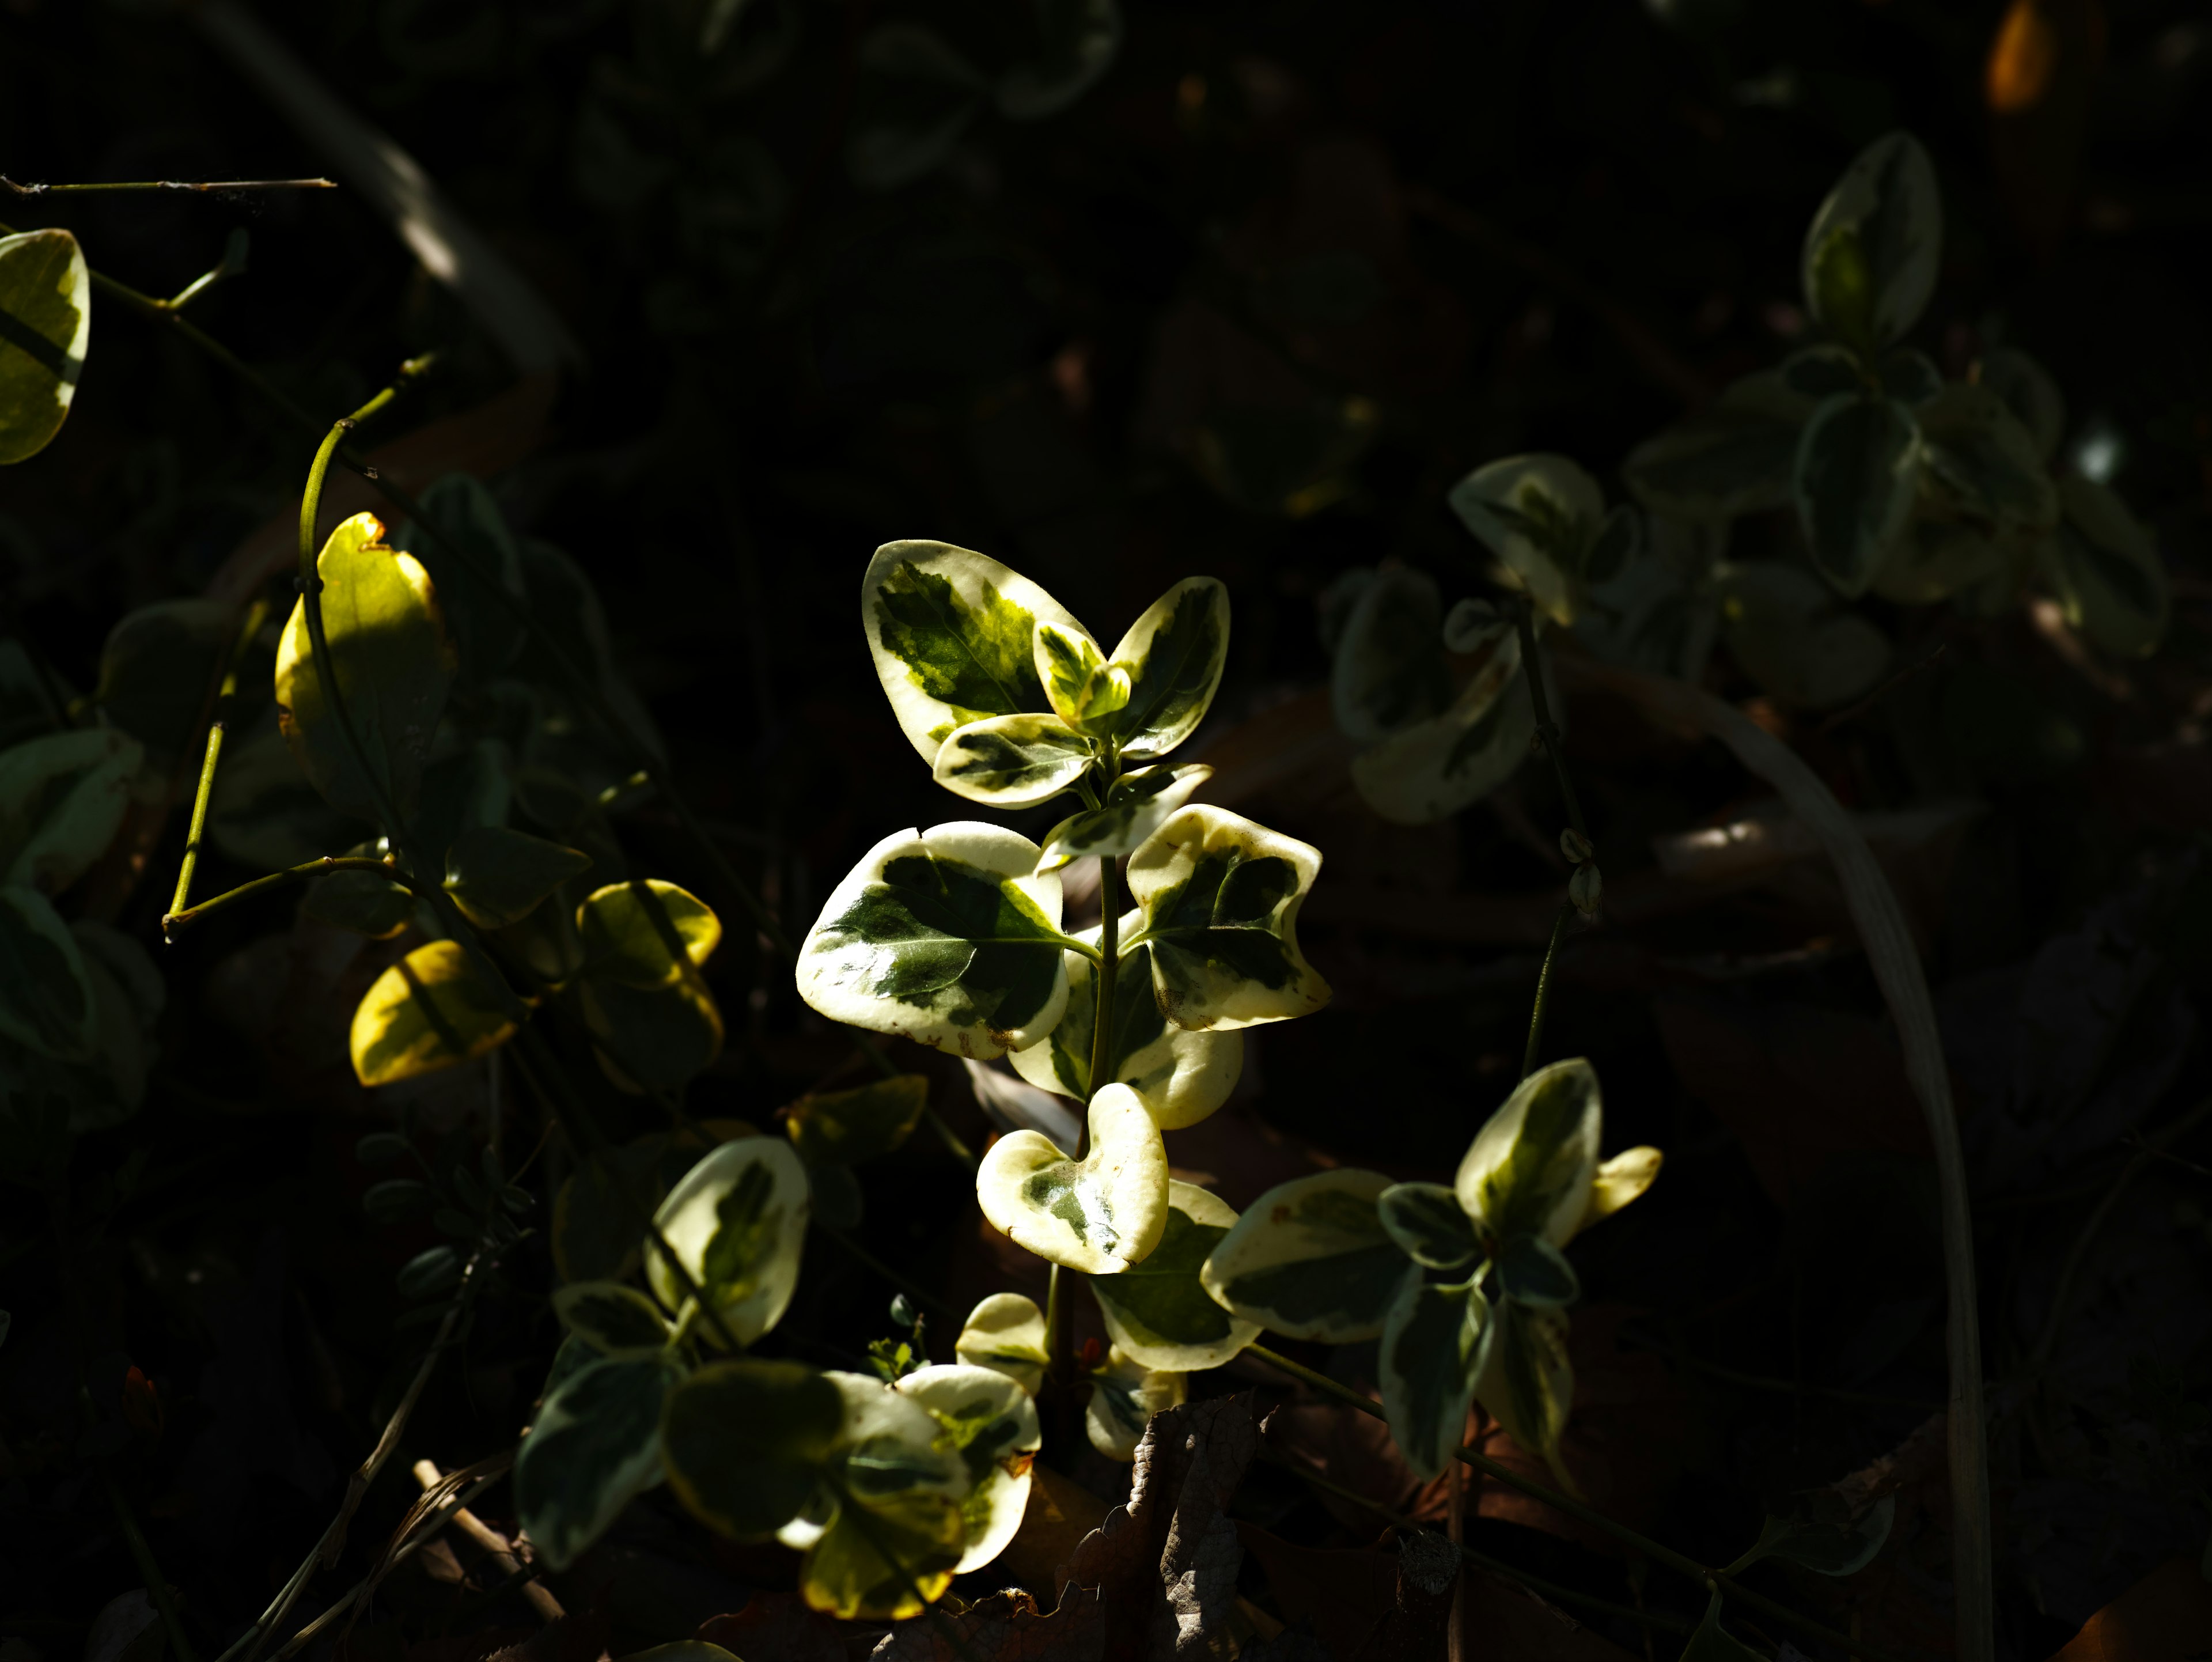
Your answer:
[950,1286,1196,1463]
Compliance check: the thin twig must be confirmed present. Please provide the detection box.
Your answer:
[2,175,335,196]
[164,855,422,940]
[1520,900,1574,1080]
[165,596,272,922]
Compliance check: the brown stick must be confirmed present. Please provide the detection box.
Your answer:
[411,1460,564,1623]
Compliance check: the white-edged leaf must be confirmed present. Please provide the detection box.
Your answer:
[1917,382,2058,532]
[895,1363,1041,1573]
[1380,1275,1493,1481]
[1623,370,1814,523]
[1455,1058,1603,1248]
[954,1292,1050,1397]
[1496,1235,1580,1308]
[0,228,91,466]
[1037,763,1211,870]
[800,1372,969,1620]
[1104,577,1231,760]
[1125,804,1329,1031]
[1349,627,1532,827]
[1377,1182,1478,1270]
[1472,1298,1573,1471]
[1331,566,1446,743]
[2043,475,2168,658]
[646,1136,811,1348]
[552,1280,675,1358]
[975,1082,1168,1273]
[796,820,1071,1057]
[1800,131,1942,351]
[931,713,1093,806]
[1200,1168,1417,1343]
[1034,619,1130,731]
[661,1359,846,1542]
[1448,454,1607,624]
[1793,395,1921,598]
[1087,1180,1262,1372]
[1085,1345,1184,1462]
[0,727,142,895]
[1716,561,1891,710]
[514,1354,675,1570]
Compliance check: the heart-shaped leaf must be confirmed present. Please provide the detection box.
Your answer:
[797,821,1071,1057]
[445,824,592,930]
[975,1082,1168,1273]
[1330,566,1448,744]
[1716,561,1891,710]
[0,883,96,1061]
[1086,1181,1262,1372]
[1793,394,1921,598]
[1037,763,1211,871]
[1126,805,1329,1031]
[2044,476,2168,658]
[647,1135,811,1347]
[1105,577,1231,760]
[1380,1274,1493,1480]
[0,728,143,895]
[1448,455,1606,626]
[1916,381,2057,532]
[662,1358,846,1540]
[1623,370,1812,522]
[350,940,518,1086]
[1200,1169,1417,1343]
[515,1354,676,1570]
[1455,1059,1603,1248]
[577,879,721,988]
[275,513,457,825]
[1377,1182,1479,1271]
[860,540,1086,765]
[0,228,90,466]
[1801,131,1941,352]
[954,1293,1051,1396]
[931,713,1093,806]
[552,1280,674,1358]
[785,1074,929,1167]
[1085,1345,1185,1462]
[1350,627,1532,827]
[895,1363,1041,1573]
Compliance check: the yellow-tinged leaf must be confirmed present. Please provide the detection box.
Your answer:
[646,1136,811,1348]
[953,1293,1050,1396]
[350,939,518,1086]
[577,879,721,987]
[1580,1146,1662,1231]
[0,228,90,466]
[975,1084,1168,1274]
[1084,1345,1185,1462]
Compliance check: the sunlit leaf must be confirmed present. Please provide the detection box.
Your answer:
[1793,395,1921,598]
[1978,346,2065,464]
[1086,1181,1261,1372]
[785,1073,929,1167]
[1330,566,1447,744]
[0,229,90,466]
[1581,1146,1663,1231]
[1474,1299,1573,1471]
[274,513,457,824]
[896,1363,1041,1573]
[445,824,591,930]
[1037,763,1211,872]
[0,883,96,1061]
[662,1358,846,1539]
[847,26,988,191]
[1800,131,1941,351]
[577,879,720,988]
[2043,475,2168,658]
[514,1354,675,1570]
[1085,1345,1185,1462]
[997,0,1123,120]
[1724,1494,1896,1578]
[1916,381,2058,532]
[552,1279,673,1358]
[975,1082,1168,1273]
[1126,804,1329,1031]
[1448,454,1606,626]
[1377,1182,1478,1271]
[1716,561,1890,710]
[1104,577,1230,760]
[1034,619,1130,731]
[1455,1059,1603,1248]
[0,727,143,895]
[1623,370,1812,522]
[1380,1275,1492,1481]
[93,599,229,770]
[1008,912,1243,1130]
[798,1372,970,1619]
[1350,628,1532,827]
[647,1135,810,1348]
[955,1293,1050,1396]
[796,820,1070,1057]
[350,939,518,1086]
[931,713,1093,807]
[1200,1169,1416,1343]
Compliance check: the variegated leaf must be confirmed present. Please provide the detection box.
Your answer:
[0,228,90,466]
[1916,381,2058,532]
[1455,1059,1603,1248]
[796,821,1071,1057]
[975,1082,1168,1273]
[953,1292,1050,1396]
[931,712,1094,806]
[1087,1181,1262,1372]
[1007,911,1243,1129]
[1496,1235,1580,1308]
[860,539,1087,764]
[1793,394,1921,598]
[552,1279,674,1357]
[798,1372,969,1620]
[1104,577,1230,759]
[1380,1274,1493,1481]
[1474,1299,1574,1473]
[1716,561,1890,710]
[514,1354,676,1570]
[2043,475,2168,658]
[1580,1146,1663,1232]
[1377,1182,1479,1270]
[1331,566,1447,744]
[1085,1345,1185,1462]
[1448,454,1606,625]
[1622,370,1812,523]
[1037,763,1211,871]
[895,1363,1041,1573]
[1200,1169,1417,1343]
[0,727,142,896]
[1800,131,1941,351]
[577,879,721,988]
[647,1136,811,1348]
[661,1359,846,1541]
[1350,628,1532,827]
[350,940,518,1086]
[1124,805,1330,1031]
[1034,619,1130,731]
[1978,347,2065,464]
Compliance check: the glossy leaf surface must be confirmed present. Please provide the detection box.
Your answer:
[1455,1059,1603,1247]
[350,940,517,1086]
[1380,1275,1492,1480]
[800,1373,969,1619]
[1037,763,1210,871]
[445,824,591,930]
[1793,395,1921,597]
[662,1359,845,1540]
[514,1354,673,1570]
[1200,1169,1416,1343]
[1087,1181,1262,1371]
[895,1364,1041,1573]
[931,713,1092,806]
[647,1135,810,1347]
[577,879,720,988]
[0,229,90,466]
[1800,131,1941,351]
[975,1082,1168,1273]
[1105,577,1231,759]
[1085,1345,1185,1462]
[954,1293,1050,1397]
[1033,619,1129,731]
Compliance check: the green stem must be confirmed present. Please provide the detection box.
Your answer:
[2,175,334,195]
[166,594,272,924]
[164,855,420,940]
[1520,900,1574,1080]
[1086,854,1121,1107]
[102,1475,198,1662]
[1245,1344,1930,1662]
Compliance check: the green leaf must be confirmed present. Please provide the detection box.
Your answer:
[93,599,230,770]
[577,879,721,989]
[349,940,518,1087]
[1330,566,1448,744]
[274,512,457,824]
[796,821,1071,1057]
[1474,1299,1573,1470]
[1496,1235,1580,1308]
[302,843,414,938]
[0,229,90,466]
[1033,619,1130,731]
[1008,917,1243,1129]
[1085,1345,1184,1462]
[648,1135,810,1349]
[1037,763,1212,872]
[975,1082,1169,1273]
[895,1363,1041,1573]
[1800,131,1941,351]
[1715,561,1891,710]
[0,727,143,895]
[1126,804,1330,1031]
[797,1372,971,1619]
[208,722,365,872]
[846,26,988,191]
[997,0,1123,119]
[1779,344,1867,400]
[1877,348,1944,406]
[1455,1059,1603,1247]
[445,825,592,930]
[1916,382,2058,532]
[1679,1591,1765,1662]
[786,1074,929,1167]
[395,474,531,682]
[860,540,1085,763]
[2043,476,2168,658]
[1622,370,1811,522]
[1724,1493,1895,1578]
[0,884,96,1061]
[1104,577,1231,760]
[1377,1182,1479,1271]
[552,1280,675,1357]
[1200,1169,1418,1343]
[1570,522,1723,682]
[1086,1181,1262,1371]
[515,1354,674,1570]
[931,713,1093,807]
[1869,517,2014,607]
[1792,395,1921,597]
[1350,627,1532,827]
[953,1292,1050,1396]
[1448,454,1606,626]
[1978,346,2065,464]
[662,1358,845,1540]
[552,1134,698,1282]
[1379,1275,1493,1481]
